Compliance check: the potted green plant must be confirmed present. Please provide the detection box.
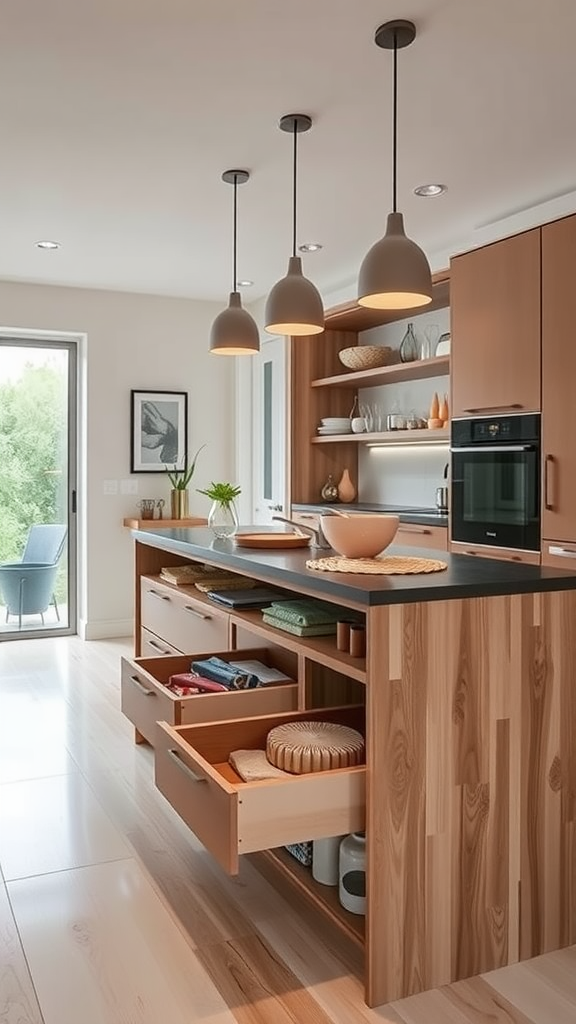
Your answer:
[197,481,241,538]
[165,444,205,519]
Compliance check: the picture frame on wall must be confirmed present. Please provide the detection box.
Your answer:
[130,390,188,473]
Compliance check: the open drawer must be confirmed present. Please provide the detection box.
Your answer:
[155,706,365,874]
[121,647,298,746]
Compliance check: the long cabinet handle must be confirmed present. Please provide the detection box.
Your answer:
[130,674,155,696]
[544,454,554,511]
[462,404,524,413]
[184,605,212,620]
[147,639,171,654]
[149,589,171,602]
[548,546,576,558]
[167,748,206,784]
[397,526,431,535]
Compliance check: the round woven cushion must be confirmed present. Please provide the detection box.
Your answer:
[266,721,365,774]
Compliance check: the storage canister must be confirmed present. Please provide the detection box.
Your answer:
[338,831,366,915]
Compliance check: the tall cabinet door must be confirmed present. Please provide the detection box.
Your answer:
[541,214,576,544]
[450,229,541,418]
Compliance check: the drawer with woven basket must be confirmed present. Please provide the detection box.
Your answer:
[154,705,365,874]
[121,647,299,747]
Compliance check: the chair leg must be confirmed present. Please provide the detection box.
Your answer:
[41,612,45,625]
[18,578,24,630]
[52,594,60,622]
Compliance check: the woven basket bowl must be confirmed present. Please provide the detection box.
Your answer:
[338,345,394,370]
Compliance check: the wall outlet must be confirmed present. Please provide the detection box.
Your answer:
[103,479,118,495]
[120,479,138,495]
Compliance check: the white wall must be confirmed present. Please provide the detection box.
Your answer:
[0,281,235,639]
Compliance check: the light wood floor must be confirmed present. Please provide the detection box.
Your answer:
[1,635,575,1024]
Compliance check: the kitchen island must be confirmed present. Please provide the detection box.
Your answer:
[128,527,576,1007]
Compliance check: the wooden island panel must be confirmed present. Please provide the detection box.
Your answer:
[365,590,576,1006]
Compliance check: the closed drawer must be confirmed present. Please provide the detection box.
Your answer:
[450,540,541,565]
[141,627,182,657]
[141,576,229,653]
[396,523,448,551]
[155,706,365,875]
[121,647,299,746]
[541,539,576,569]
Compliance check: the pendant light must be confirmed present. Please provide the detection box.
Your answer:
[265,114,324,336]
[210,169,260,355]
[358,20,433,310]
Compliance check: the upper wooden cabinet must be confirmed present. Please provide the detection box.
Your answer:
[450,230,541,418]
[541,214,576,543]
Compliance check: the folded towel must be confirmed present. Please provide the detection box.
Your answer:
[190,656,261,689]
[229,749,290,782]
[265,599,342,626]
[262,613,337,637]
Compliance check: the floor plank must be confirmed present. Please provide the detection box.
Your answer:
[0,868,45,1024]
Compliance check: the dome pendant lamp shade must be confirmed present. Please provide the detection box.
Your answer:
[265,114,324,336]
[210,169,259,355]
[358,21,433,311]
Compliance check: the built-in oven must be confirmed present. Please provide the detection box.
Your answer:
[451,413,540,551]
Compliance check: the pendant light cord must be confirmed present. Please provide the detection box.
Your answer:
[392,31,398,213]
[232,173,238,291]
[292,118,298,257]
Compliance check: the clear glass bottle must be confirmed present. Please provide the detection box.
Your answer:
[400,322,419,363]
[321,474,339,502]
[207,500,239,538]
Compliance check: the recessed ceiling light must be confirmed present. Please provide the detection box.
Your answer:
[298,242,323,253]
[36,240,61,249]
[413,184,447,197]
[237,279,254,287]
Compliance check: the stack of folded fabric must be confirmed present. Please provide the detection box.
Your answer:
[261,599,342,637]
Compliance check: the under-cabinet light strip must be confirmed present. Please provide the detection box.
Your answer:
[366,441,450,449]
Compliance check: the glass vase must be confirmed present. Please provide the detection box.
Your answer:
[399,322,419,363]
[208,499,239,539]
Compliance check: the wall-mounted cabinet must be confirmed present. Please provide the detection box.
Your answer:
[289,271,450,507]
[450,229,541,418]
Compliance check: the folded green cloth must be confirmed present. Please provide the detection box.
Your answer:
[265,599,341,627]
[262,613,337,637]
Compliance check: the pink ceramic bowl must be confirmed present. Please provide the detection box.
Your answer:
[320,514,399,559]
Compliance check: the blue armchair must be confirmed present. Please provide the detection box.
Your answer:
[0,524,67,629]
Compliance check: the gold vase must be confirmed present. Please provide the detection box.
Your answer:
[170,488,189,519]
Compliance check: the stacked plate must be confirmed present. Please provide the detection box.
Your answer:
[317,416,352,435]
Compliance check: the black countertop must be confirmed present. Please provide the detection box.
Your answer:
[292,502,449,528]
[133,526,576,609]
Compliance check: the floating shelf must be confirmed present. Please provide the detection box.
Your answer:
[311,355,450,390]
[312,428,449,446]
[123,517,207,529]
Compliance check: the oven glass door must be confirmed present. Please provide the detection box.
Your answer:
[452,444,540,550]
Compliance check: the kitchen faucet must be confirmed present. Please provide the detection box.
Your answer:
[272,514,334,549]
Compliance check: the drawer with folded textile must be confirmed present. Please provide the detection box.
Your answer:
[154,705,365,874]
[121,646,299,747]
[140,575,230,654]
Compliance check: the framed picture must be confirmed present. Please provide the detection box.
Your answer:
[130,390,188,473]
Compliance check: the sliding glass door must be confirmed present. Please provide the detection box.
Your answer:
[0,339,77,639]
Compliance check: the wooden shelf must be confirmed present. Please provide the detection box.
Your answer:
[123,516,206,529]
[251,847,365,949]
[311,355,450,390]
[311,428,449,446]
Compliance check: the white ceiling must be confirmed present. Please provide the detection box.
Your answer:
[2,0,576,303]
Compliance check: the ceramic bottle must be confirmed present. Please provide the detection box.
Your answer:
[337,468,356,503]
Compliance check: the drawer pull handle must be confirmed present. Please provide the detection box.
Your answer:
[462,404,523,413]
[168,748,206,784]
[398,526,431,535]
[184,606,211,620]
[148,639,171,654]
[548,546,576,558]
[149,590,171,602]
[130,675,155,696]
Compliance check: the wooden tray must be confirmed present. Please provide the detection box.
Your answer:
[234,533,310,549]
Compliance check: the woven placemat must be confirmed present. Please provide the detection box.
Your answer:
[306,555,448,575]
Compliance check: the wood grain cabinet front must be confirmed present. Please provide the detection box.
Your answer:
[395,523,448,551]
[140,575,229,654]
[121,648,299,747]
[155,706,365,874]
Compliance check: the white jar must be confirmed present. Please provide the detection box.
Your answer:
[351,416,366,433]
[338,832,366,915]
[312,836,343,886]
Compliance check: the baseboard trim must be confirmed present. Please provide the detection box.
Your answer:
[80,618,134,641]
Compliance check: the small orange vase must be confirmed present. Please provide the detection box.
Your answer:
[337,468,357,503]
